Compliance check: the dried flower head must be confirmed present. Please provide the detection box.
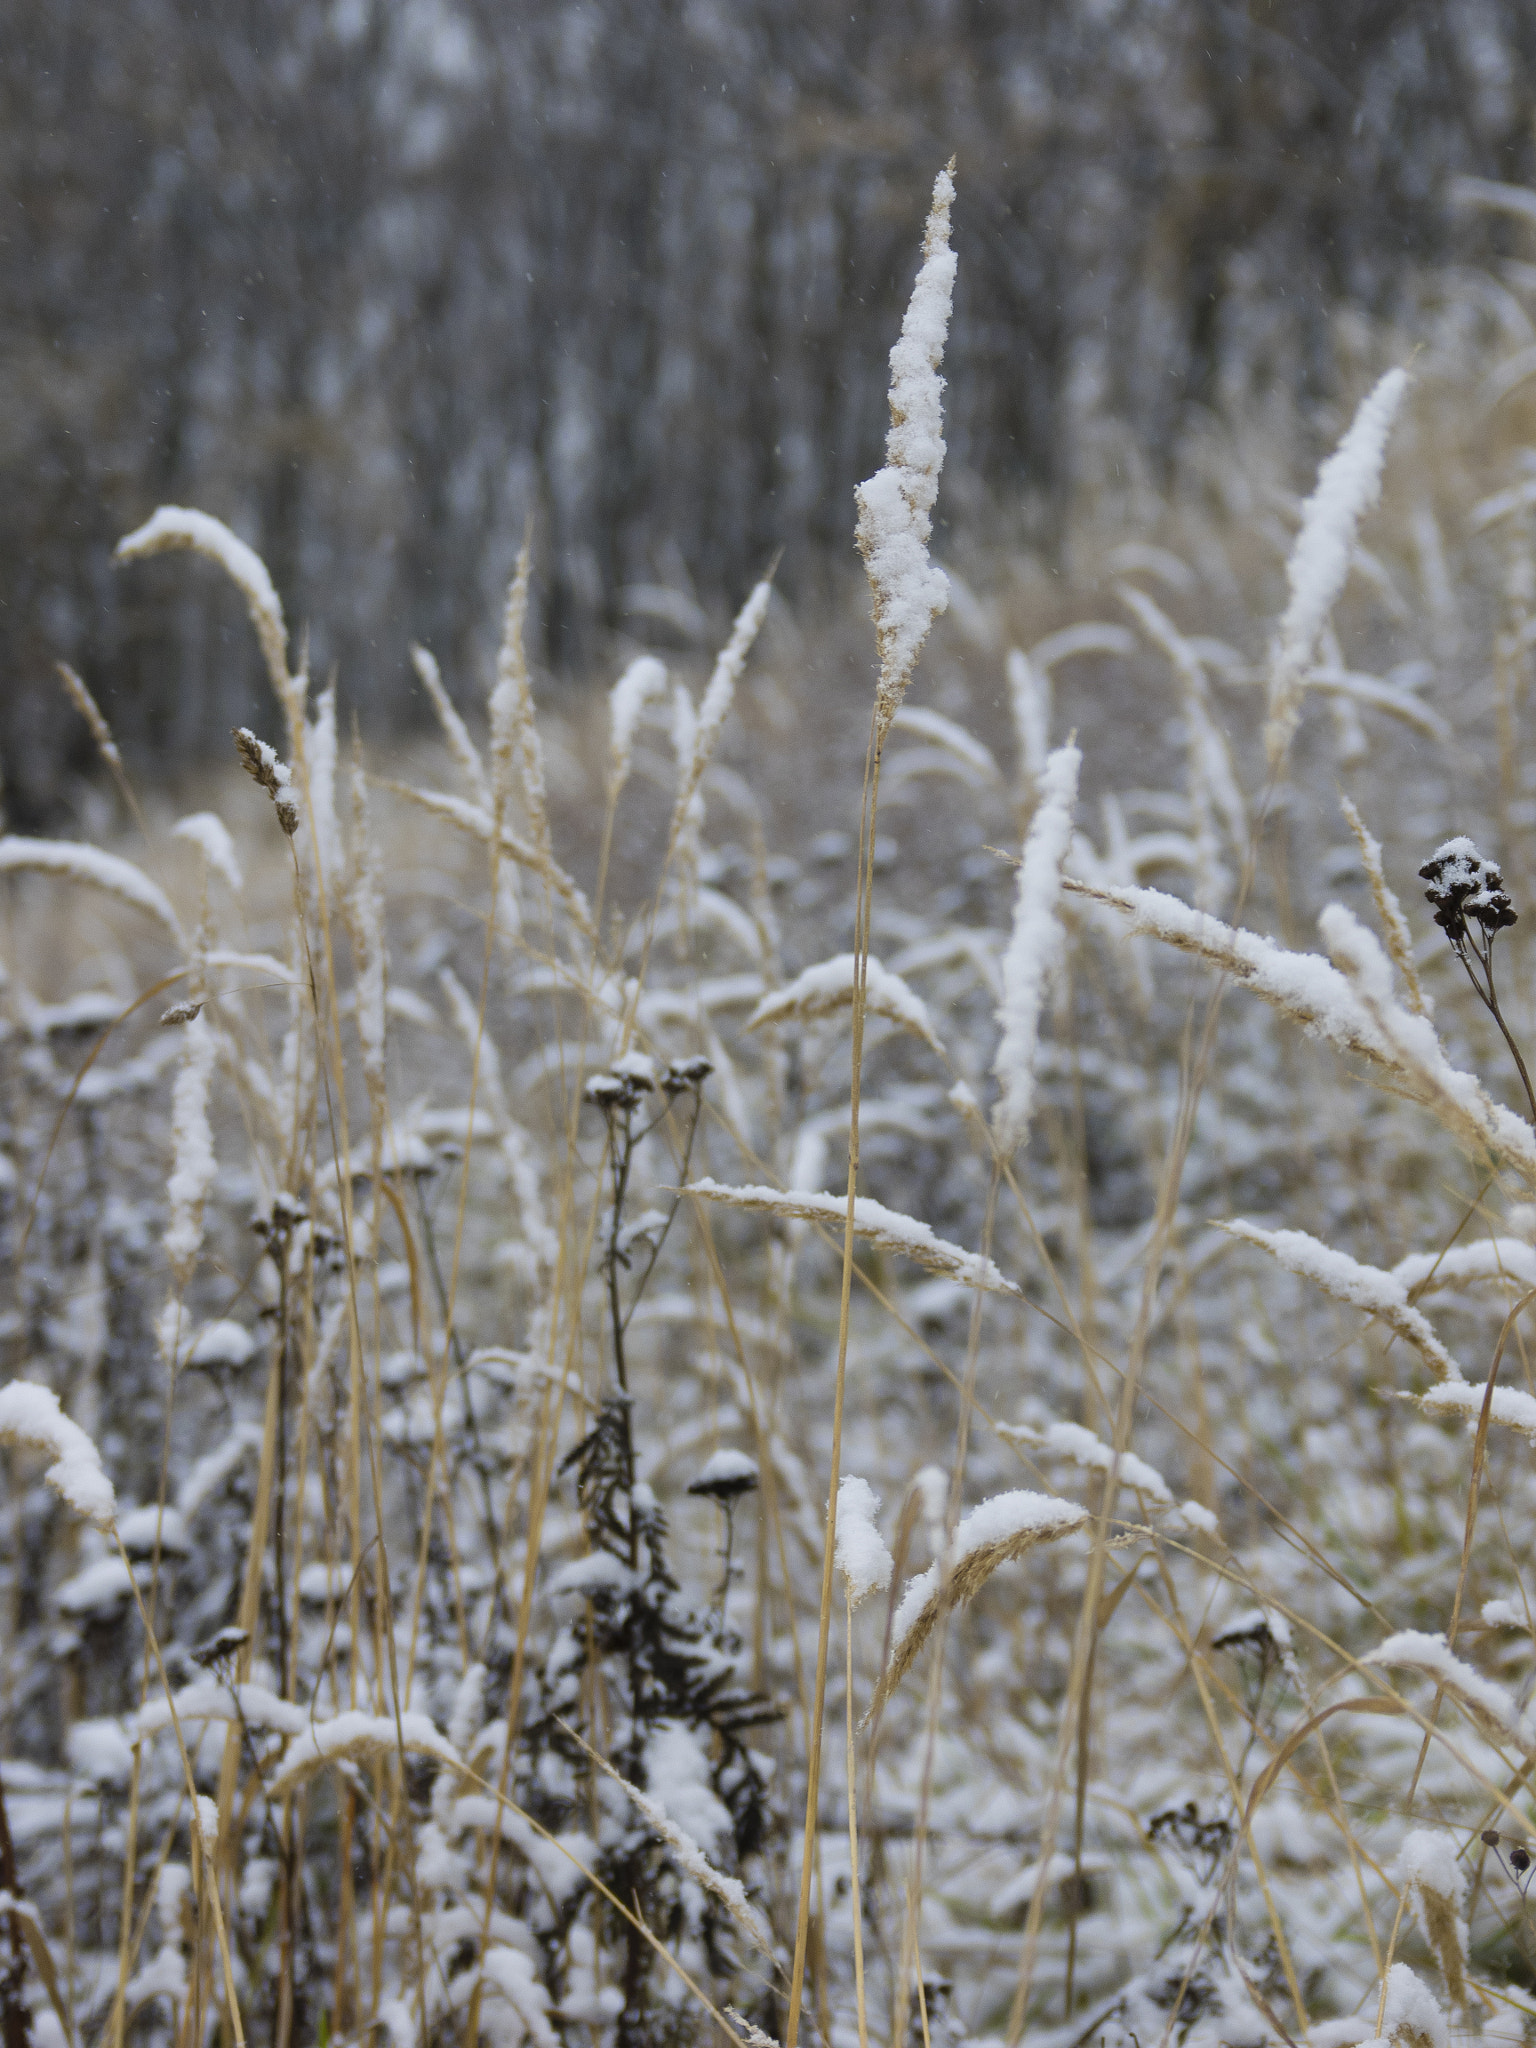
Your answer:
[233,725,300,836]
[1419,837,1517,945]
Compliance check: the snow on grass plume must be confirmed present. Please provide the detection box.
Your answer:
[673,582,772,831]
[1063,875,1536,1181]
[1265,367,1410,763]
[116,506,296,723]
[1366,1630,1527,1747]
[1418,1378,1536,1443]
[0,1381,115,1526]
[266,1711,460,1799]
[164,1012,218,1287]
[172,812,243,895]
[1394,1830,1468,2004]
[992,742,1080,1155]
[835,1477,893,1608]
[745,952,941,1051]
[1376,1961,1447,2048]
[607,654,670,800]
[856,162,957,741]
[868,1491,1087,1717]
[411,642,488,805]
[0,837,182,946]
[1219,1221,1459,1383]
[684,1179,1020,1293]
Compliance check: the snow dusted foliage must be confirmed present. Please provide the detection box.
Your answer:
[992,741,1080,1154]
[1265,367,1410,762]
[856,161,957,739]
[833,1476,893,1608]
[0,1382,115,1526]
[17,243,1536,2048]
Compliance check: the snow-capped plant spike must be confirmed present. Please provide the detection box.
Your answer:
[266,1711,460,1799]
[164,1011,219,1286]
[1219,1221,1459,1383]
[868,1492,1086,1717]
[608,653,670,799]
[234,727,300,837]
[115,505,295,719]
[745,952,942,1051]
[0,837,182,944]
[856,161,957,742]
[1340,797,1429,1015]
[0,1381,116,1526]
[889,705,1001,784]
[488,534,549,852]
[56,661,123,770]
[1395,1830,1468,2004]
[1265,367,1410,762]
[834,1476,893,1608]
[1418,1378,1536,1442]
[1377,1961,1447,2048]
[411,642,488,804]
[172,811,243,895]
[1005,647,1051,785]
[1006,1418,1174,1505]
[1065,875,1536,1180]
[992,742,1081,1155]
[1318,901,1536,1175]
[1393,1239,1536,1294]
[684,1179,1021,1293]
[304,683,342,884]
[1366,1631,1526,1745]
[673,579,773,829]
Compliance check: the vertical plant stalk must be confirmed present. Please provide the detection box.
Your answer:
[784,733,881,2048]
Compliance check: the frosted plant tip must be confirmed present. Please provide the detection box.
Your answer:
[1419,838,1516,944]
[160,1001,205,1027]
[233,726,300,836]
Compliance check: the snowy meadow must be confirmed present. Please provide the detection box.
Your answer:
[11,167,1536,2048]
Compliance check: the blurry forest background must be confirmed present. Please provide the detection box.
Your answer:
[4,0,1536,815]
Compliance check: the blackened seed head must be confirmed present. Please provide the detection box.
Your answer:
[1511,1846,1530,1873]
[1483,1829,1504,1847]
